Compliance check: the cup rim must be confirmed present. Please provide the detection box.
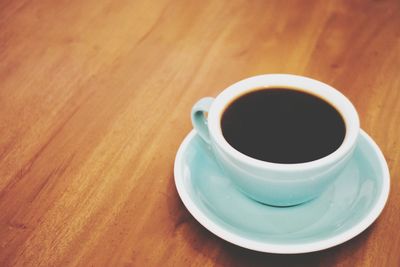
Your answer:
[208,74,360,171]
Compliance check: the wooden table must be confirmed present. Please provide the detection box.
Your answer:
[1,0,399,266]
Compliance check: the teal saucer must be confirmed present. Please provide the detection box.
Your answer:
[174,130,390,254]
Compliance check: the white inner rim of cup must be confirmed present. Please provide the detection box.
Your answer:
[208,74,360,171]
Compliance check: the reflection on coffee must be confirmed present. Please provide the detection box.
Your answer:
[221,88,346,164]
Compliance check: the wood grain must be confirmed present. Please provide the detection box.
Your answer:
[0,0,399,266]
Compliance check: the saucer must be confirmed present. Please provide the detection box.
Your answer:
[174,129,390,254]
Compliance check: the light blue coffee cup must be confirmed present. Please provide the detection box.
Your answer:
[191,74,360,206]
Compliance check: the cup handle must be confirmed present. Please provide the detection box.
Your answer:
[191,97,214,144]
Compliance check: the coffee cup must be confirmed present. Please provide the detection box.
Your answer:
[191,74,360,206]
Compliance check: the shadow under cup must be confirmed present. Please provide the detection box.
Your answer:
[192,74,360,206]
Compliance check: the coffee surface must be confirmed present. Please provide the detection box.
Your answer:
[221,88,346,163]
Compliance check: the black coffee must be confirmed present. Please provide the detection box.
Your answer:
[221,88,346,163]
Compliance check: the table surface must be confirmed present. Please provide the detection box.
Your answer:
[1,0,399,266]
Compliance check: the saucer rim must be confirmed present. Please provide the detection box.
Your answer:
[174,129,390,254]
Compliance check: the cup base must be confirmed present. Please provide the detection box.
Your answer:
[174,129,389,253]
